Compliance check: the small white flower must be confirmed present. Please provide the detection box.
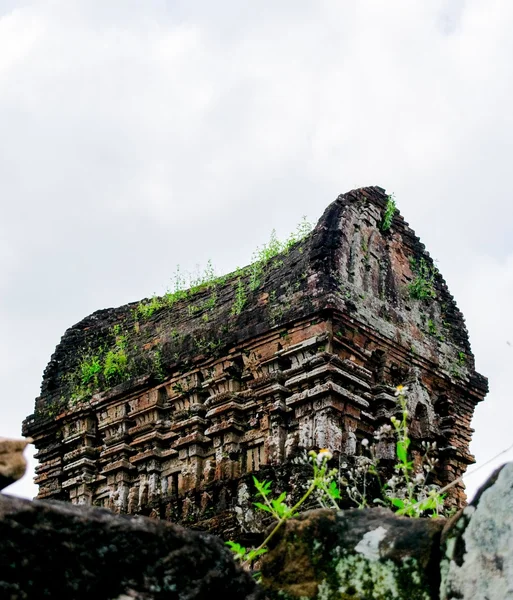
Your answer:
[394,385,409,396]
[374,423,392,440]
[414,473,424,484]
[316,448,333,465]
[361,438,369,447]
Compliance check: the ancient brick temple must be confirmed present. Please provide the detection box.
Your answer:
[23,187,487,532]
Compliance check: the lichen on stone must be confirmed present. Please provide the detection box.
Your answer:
[332,550,429,600]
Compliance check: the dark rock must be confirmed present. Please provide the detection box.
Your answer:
[0,494,262,600]
[260,507,444,599]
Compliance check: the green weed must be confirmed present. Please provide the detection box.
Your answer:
[427,319,437,336]
[408,257,437,300]
[227,449,338,568]
[80,354,102,386]
[231,275,247,316]
[153,349,165,381]
[103,348,128,383]
[227,385,448,569]
[381,194,397,232]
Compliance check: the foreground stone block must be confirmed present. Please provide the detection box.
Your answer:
[441,462,513,600]
[0,437,31,490]
[260,507,444,600]
[0,494,262,600]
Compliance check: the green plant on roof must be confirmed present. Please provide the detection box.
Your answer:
[427,319,437,336]
[69,326,132,404]
[133,218,313,321]
[194,336,222,354]
[153,349,165,382]
[381,194,397,232]
[64,218,314,408]
[249,217,312,290]
[103,348,128,383]
[231,273,247,316]
[136,295,164,319]
[408,257,437,300]
[103,330,128,383]
[80,353,102,386]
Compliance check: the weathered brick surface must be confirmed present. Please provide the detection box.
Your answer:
[23,187,487,534]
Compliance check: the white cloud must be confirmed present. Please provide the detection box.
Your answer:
[0,6,45,75]
[453,253,513,499]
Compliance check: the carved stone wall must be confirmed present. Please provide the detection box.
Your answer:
[23,187,487,534]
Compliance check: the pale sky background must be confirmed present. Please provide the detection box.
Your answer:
[1,0,512,502]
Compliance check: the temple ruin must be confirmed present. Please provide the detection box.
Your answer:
[23,187,488,533]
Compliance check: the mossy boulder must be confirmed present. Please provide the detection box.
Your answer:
[260,508,444,600]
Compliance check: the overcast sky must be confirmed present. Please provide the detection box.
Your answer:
[2,0,512,502]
